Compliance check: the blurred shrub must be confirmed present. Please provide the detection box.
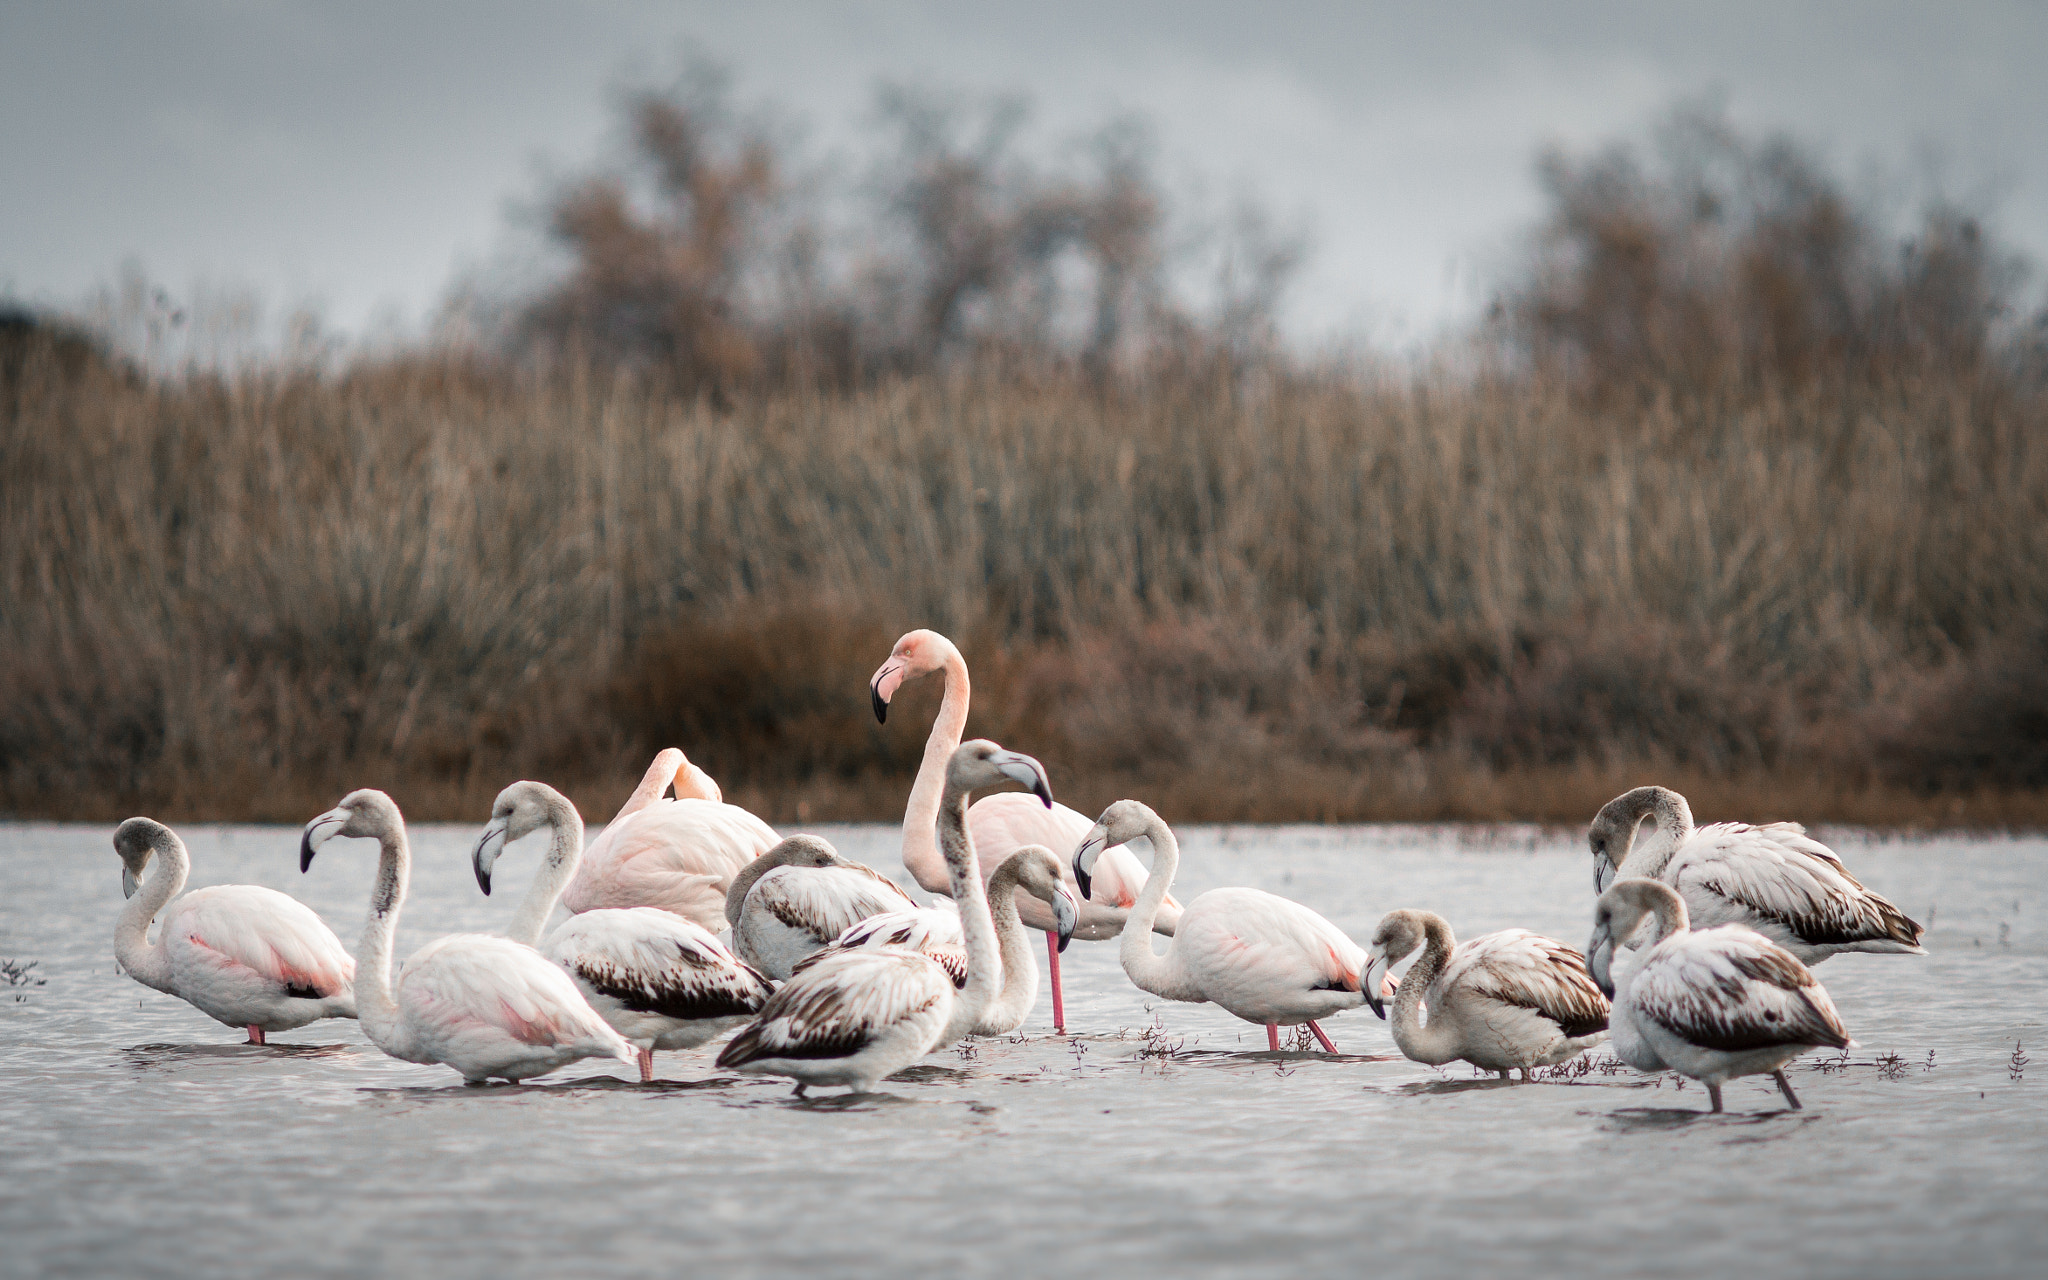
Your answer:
[1871,627,2048,792]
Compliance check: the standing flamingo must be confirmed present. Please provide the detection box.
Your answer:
[1362,910,1609,1078]
[1589,878,1855,1112]
[301,789,635,1084]
[1074,799,1368,1053]
[716,741,1052,1093]
[562,748,779,931]
[111,817,356,1044]
[472,780,775,1081]
[870,628,1180,1032]
[722,835,922,980]
[803,845,1077,1036]
[1588,786,1925,964]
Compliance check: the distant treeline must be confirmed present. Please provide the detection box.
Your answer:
[4,92,2046,827]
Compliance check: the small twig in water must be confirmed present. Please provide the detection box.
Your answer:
[2010,1041,2029,1081]
[1875,1051,1906,1081]
[2,958,45,1002]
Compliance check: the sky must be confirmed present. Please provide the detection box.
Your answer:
[4,1,2045,347]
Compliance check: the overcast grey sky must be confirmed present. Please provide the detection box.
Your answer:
[4,1,2044,345]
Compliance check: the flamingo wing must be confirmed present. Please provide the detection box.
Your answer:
[717,951,950,1067]
[803,908,968,989]
[1189,888,1365,994]
[752,866,918,946]
[402,934,632,1057]
[565,799,779,920]
[1672,823,1924,950]
[547,909,771,1021]
[165,885,354,999]
[1633,926,1853,1052]
[1443,929,1609,1039]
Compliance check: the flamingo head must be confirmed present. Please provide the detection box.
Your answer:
[300,789,401,873]
[869,629,955,724]
[1363,909,1436,1019]
[112,817,177,899]
[762,833,846,871]
[474,780,579,896]
[1587,786,1690,894]
[1071,798,1159,903]
[1586,878,1682,998]
[946,739,1052,811]
[1005,845,1078,952]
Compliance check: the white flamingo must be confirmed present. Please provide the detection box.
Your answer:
[300,789,635,1084]
[1589,786,1925,964]
[870,628,1180,1032]
[1362,910,1609,1078]
[561,748,779,930]
[1589,878,1856,1113]
[716,741,1051,1093]
[471,780,775,1082]
[1074,799,1368,1053]
[723,835,922,980]
[802,844,1077,1036]
[111,817,356,1044]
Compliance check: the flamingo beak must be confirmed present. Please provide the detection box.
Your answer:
[1587,923,1615,999]
[121,867,140,900]
[1594,855,1616,896]
[992,750,1054,808]
[1051,885,1078,953]
[1071,827,1107,902]
[1362,954,1387,1019]
[300,808,349,873]
[473,821,508,896]
[870,659,906,724]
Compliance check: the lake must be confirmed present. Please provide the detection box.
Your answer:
[2,820,2041,1279]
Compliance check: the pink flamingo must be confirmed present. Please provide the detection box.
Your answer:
[869,629,1179,1032]
[562,748,779,931]
[111,817,356,1044]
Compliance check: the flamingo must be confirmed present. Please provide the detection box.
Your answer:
[716,740,1052,1093]
[300,789,635,1084]
[471,780,775,1081]
[1362,910,1609,1078]
[870,627,1180,1032]
[561,748,779,930]
[110,817,356,1044]
[1589,878,1855,1113]
[722,835,921,980]
[1073,799,1368,1053]
[1588,786,1925,964]
[801,844,1078,1036]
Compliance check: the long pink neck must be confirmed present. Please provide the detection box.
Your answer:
[901,651,971,894]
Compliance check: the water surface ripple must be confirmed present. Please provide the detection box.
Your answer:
[2,822,2042,1278]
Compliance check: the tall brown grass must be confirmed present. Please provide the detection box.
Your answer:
[7,317,2047,827]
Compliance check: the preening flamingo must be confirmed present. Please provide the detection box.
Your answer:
[1589,878,1855,1113]
[301,789,635,1084]
[472,780,774,1082]
[722,835,921,980]
[1363,910,1608,1078]
[562,748,779,931]
[802,844,1077,1036]
[870,627,1180,1032]
[111,817,356,1044]
[1074,799,1368,1053]
[1589,786,1925,964]
[716,741,1053,1093]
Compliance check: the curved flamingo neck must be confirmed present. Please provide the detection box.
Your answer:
[114,836,187,992]
[1617,789,1695,879]
[614,750,683,824]
[902,649,970,894]
[979,859,1039,1029]
[1119,817,1200,1001]
[355,824,412,1051]
[1390,916,1460,1065]
[937,784,1001,1036]
[509,795,584,947]
[723,841,807,929]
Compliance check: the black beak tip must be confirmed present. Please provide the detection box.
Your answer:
[1033,780,1053,809]
[1057,930,1073,954]
[870,684,888,724]
[475,867,492,896]
[1072,865,1092,902]
[298,833,315,874]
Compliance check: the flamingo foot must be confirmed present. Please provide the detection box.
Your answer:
[1266,1023,1280,1052]
[246,1025,266,1046]
[1046,930,1066,1034]
[637,1048,655,1083]
[1307,1020,1338,1054]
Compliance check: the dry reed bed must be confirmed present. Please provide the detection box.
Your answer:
[5,341,2047,825]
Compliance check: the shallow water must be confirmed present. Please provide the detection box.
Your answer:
[2,820,2042,1279]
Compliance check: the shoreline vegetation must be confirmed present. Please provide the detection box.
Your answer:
[6,86,2047,830]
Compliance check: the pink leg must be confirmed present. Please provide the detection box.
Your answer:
[637,1048,655,1083]
[1308,1020,1338,1054]
[246,1025,266,1046]
[1046,931,1066,1034]
[1267,1023,1280,1052]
